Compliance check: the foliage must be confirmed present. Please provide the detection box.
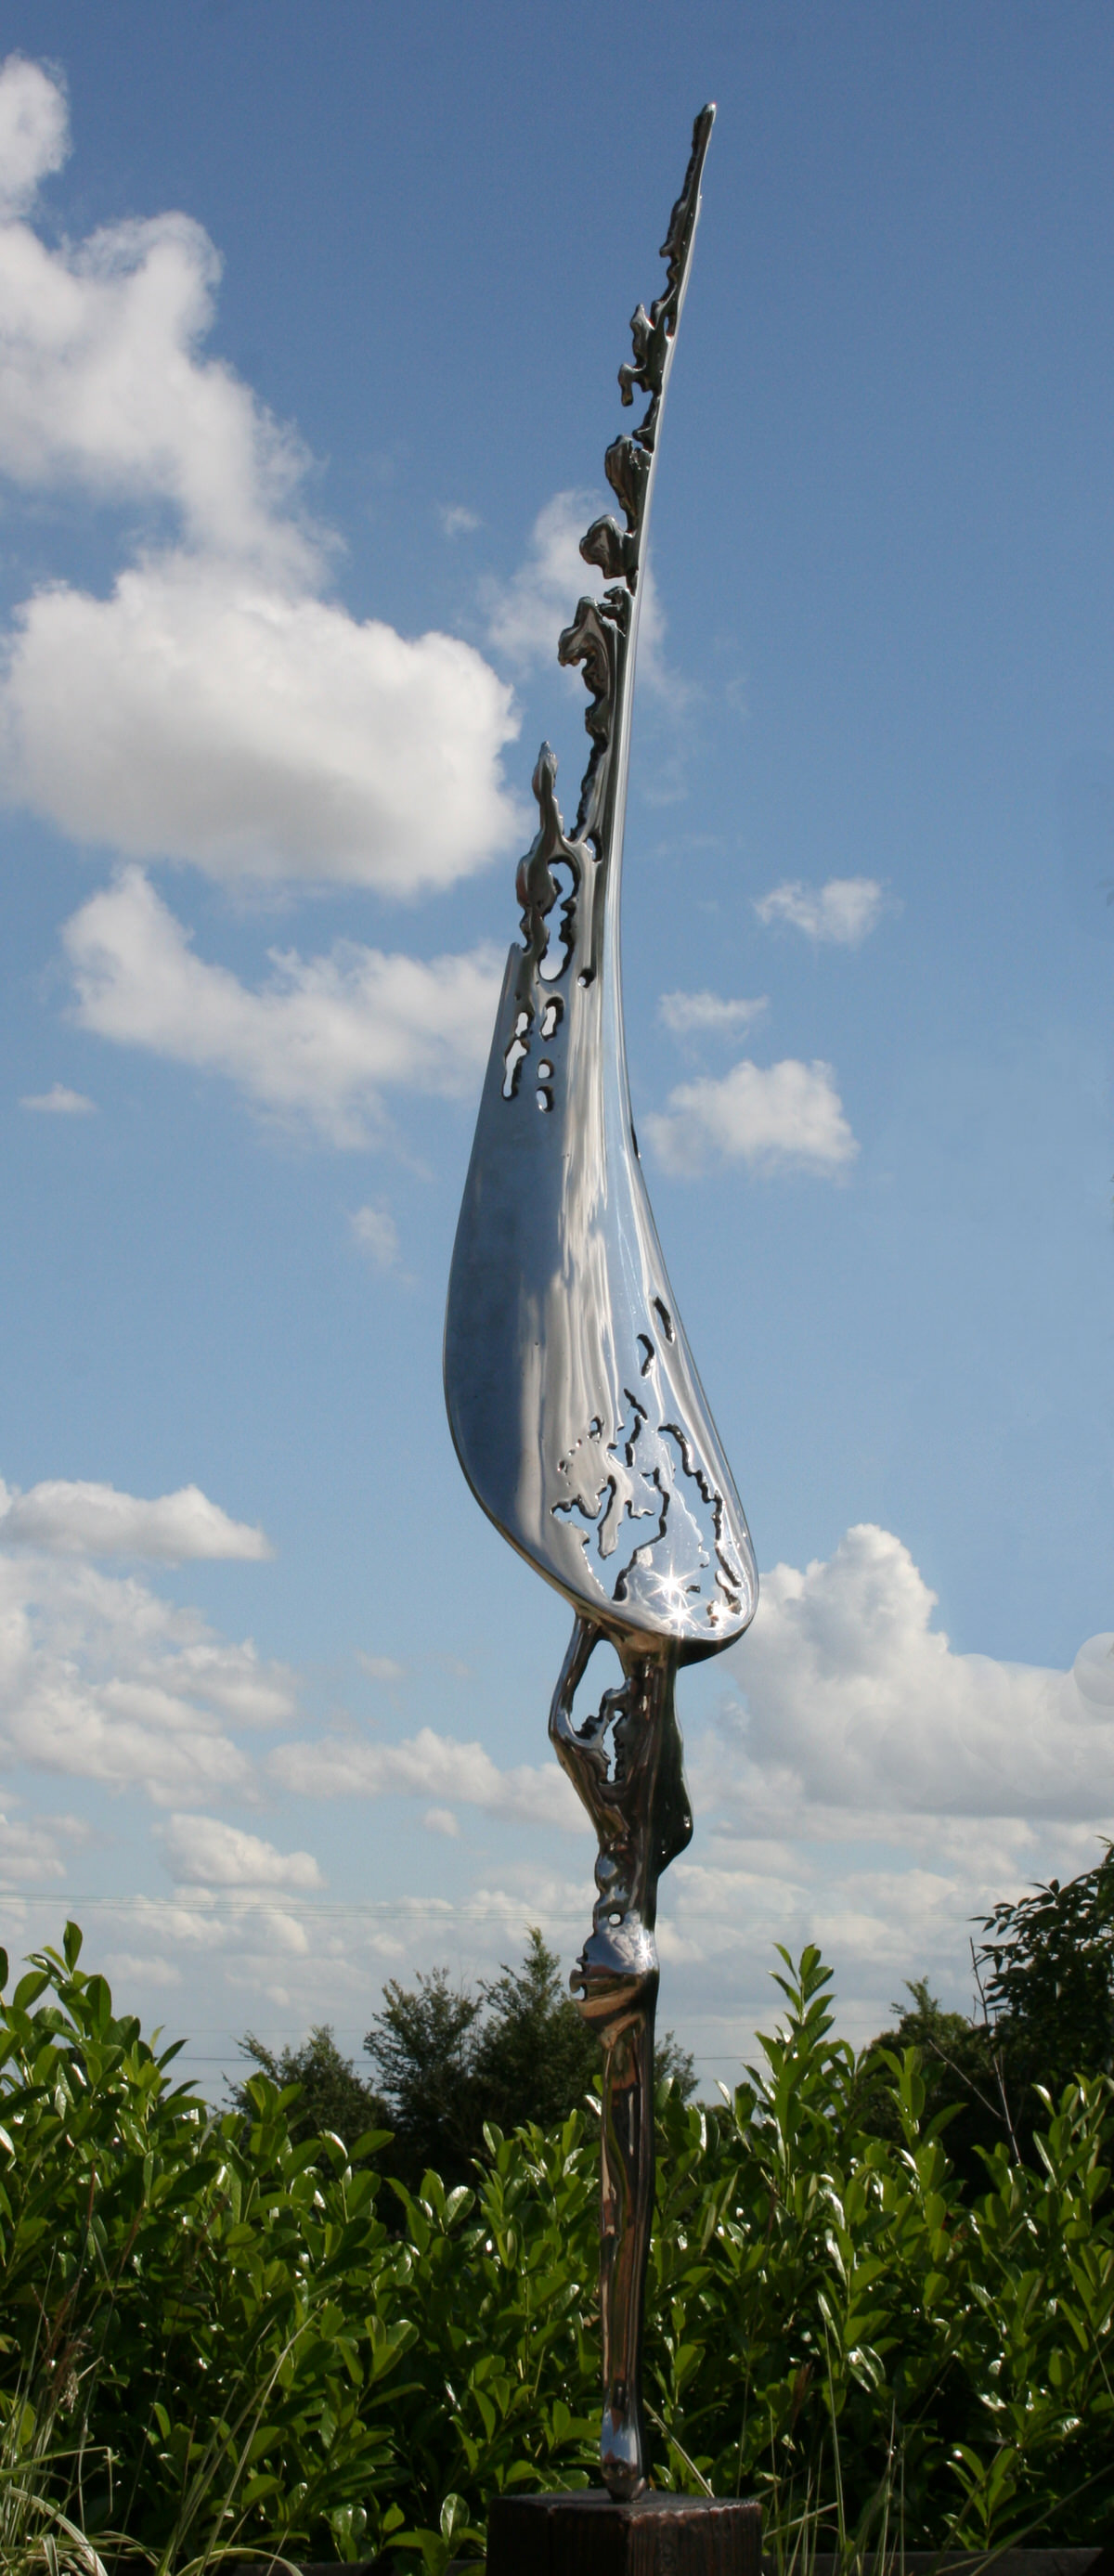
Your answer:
[0,1923,411,2568]
[641,1946,1114,2552]
[2,1922,1114,2569]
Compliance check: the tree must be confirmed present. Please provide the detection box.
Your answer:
[364,1968,482,2193]
[230,2023,389,2154]
[469,1929,602,2139]
[470,1927,695,2131]
[860,1847,1114,2190]
[977,1842,1114,2154]
[858,1977,1004,2196]
[363,1930,696,2193]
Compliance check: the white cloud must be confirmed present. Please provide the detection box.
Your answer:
[0,1475,271,1560]
[0,187,305,571]
[714,1523,1114,1827]
[439,503,480,537]
[161,1812,323,1890]
[0,1801,85,1886]
[480,488,676,705]
[0,57,69,221]
[19,1082,95,1115]
[270,1724,588,1834]
[628,1532,1114,2049]
[483,490,606,670]
[646,1057,858,1176]
[127,1892,313,1960]
[63,868,501,1146]
[658,990,768,1039]
[754,877,886,946]
[2,558,521,892]
[351,1204,400,1270]
[356,1653,405,1684]
[10,1519,1101,2074]
[103,1951,183,1989]
[0,59,523,890]
[0,1547,292,1803]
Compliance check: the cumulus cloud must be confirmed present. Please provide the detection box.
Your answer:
[646,1057,858,1176]
[754,877,886,946]
[19,1082,95,1114]
[658,991,768,1039]
[621,1526,1114,2047]
[356,1653,406,1684]
[351,1204,400,1271]
[714,1523,1114,1828]
[161,1812,323,1890]
[117,1892,314,1964]
[0,1475,271,1560]
[63,868,501,1146]
[483,490,606,670]
[11,1514,1098,2070]
[0,56,68,220]
[0,1547,292,1803]
[0,58,522,890]
[2,559,521,892]
[0,1801,85,1886]
[482,488,671,697]
[271,1724,587,1834]
[0,167,306,570]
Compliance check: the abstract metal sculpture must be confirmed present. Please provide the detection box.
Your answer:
[445,107,757,2502]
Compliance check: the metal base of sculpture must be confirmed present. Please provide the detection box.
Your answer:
[445,108,757,2500]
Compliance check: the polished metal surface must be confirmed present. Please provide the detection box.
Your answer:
[444,105,756,2500]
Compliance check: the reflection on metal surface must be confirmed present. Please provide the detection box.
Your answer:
[444,105,756,2500]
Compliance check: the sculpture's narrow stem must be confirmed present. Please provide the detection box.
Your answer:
[598,1978,657,2496]
[549,1624,691,2495]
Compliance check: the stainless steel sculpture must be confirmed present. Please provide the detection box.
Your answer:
[445,106,757,2501]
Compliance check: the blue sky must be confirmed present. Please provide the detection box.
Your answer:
[0,0,1111,2091]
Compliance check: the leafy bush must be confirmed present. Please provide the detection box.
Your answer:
[1,1925,1113,2570]
[641,1947,1114,2552]
[0,1924,413,2567]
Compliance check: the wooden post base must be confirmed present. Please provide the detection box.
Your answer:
[486,2491,762,2576]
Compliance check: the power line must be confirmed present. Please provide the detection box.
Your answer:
[0,1892,611,1922]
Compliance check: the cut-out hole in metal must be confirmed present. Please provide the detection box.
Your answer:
[502,1008,531,1100]
[540,995,563,1040]
[653,1296,675,1343]
[538,860,576,983]
[537,1085,553,1112]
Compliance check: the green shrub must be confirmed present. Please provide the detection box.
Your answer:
[1,1926,1112,2569]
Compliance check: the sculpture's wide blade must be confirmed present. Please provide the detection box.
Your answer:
[444,108,756,1663]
